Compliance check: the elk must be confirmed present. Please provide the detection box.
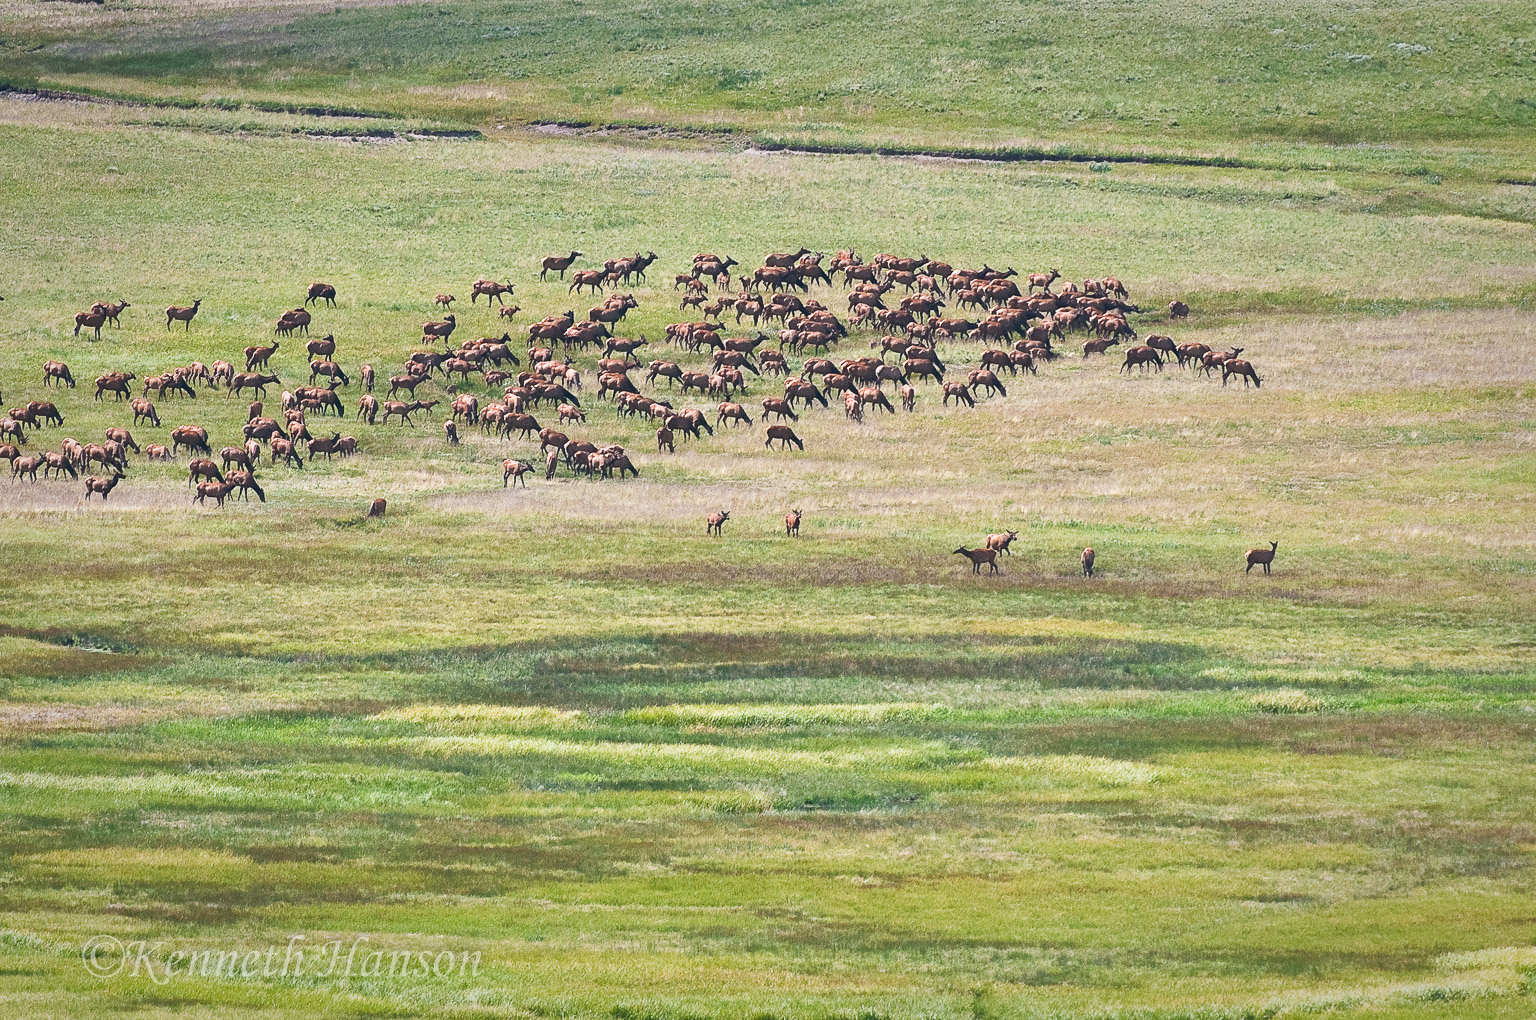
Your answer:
[764,425,804,451]
[1168,300,1190,319]
[144,444,172,460]
[422,314,456,339]
[93,298,130,326]
[900,383,916,411]
[1222,358,1262,388]
[540,251,583,281]
[171,425,210,456]
[83,474,121,500]
[105,426,138,452]
[785,509,802,536]
[368,497,387,517]
[434,294,455,309]
[10,454,42,481]
[74,308,107,339]
[705,510,730,536]
[1082,547,1096,578]
[443,420,459,445]
[305,282,337,307]
[484,456,528,489]
[381,399,436,425]
[1245,541,1278,575]
[985,530,1019,556]
[231,372,281,398]
[306,335,336,359]
[28,401,64,426]
[225,469,265,502]
[193,480,236,507]
[471,278,515,305]
[497,304,523,323]
[245,341,280,371]
[309,360,349,387]
[187,458,224,485]
[760,397,799,421]
[941,381,975,408]
[953,546,999,575]
[275,308,311,336]
[1121,346,1163,373]
[42,451,78,479]
[307,432,344,460]
[165,299,201,330]
[43,361,76,388]
[859,387,895,414]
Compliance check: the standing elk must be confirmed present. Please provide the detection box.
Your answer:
[83,474,121,501]
[986,530,1019,556]
[94,299,130,326]
[705,510,730,536]
[1222,358,1262,388]
[73,308,107,339]
[1082,547,1096,577]
[305,282,337,307]
[1168,300,1190,319]
[502,459,531,487]
[368,498,387,517]
[165,299,201,330]
[785,509,802,536]
[953,546,1000,575]
[471,278,515,305]
[540,251,583,281]
[1245,541,1278,575]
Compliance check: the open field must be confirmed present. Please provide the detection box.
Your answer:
[1,6,1535,1018]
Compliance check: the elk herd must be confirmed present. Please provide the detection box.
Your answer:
[5,254,1276,572]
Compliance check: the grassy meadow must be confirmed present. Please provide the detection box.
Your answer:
[1,4,1535,1018]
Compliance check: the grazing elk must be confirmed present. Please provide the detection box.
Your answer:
[764,425,804,451]
[1245,541,1278,575]
[368,498,387,517]
[1222,358,1262,388]
[43,361,76,388]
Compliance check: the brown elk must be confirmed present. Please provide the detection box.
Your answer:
[232,372,281,398]
[900,384,916,411]
[105,426,138,453]
[74,308,107,339]
[131,398,160,427]
[716,401,752,427]
[10,454,42,481]
[93,298,130,326]
[1027,269,1060,294]
[471,278,515,305]
[42,451,78,479]
[540,251,583,281]
[306,334,336,359]
[225,469,266,502]
[1121,346,1163,373]
[171,425,210,456]
[144,444,172,460]
[28,401,64,426]
[244,341,280,371]
[953,546,999,575]
[941,381,975,407]
[760,397,799,422]
[967,369,1006,398]
[502,459,531,487]
[165,299,201,330]
[193,480,236,507]
[307,432,344,460]
[269,436,303,468]
[1168,300,1190,319]
[705,510,730,536]
[1081,547,1096,577]
[1222,359,1262,388]
[434,294,455,309]
[986,531,1019,556]
[305,282,337,307]
[785,509,802,536]
[844,391,863,423]
[381,399,436,425]
[309,360,349,387]
[764,425,803,451]
[83,474,121,500]
[368,497,387,517]
[1245,541,1278,575]
[859,386,895,414]
[1202,347,1244,377]
[275,308,311,336]
[43,361,76,388]
[187,458,224,485]
[497,304,523,323]
[422,314,456,339]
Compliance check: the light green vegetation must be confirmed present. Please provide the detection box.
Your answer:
[0,7,1534,1017]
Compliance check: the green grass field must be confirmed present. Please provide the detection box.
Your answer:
[1,3,1535,1018]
